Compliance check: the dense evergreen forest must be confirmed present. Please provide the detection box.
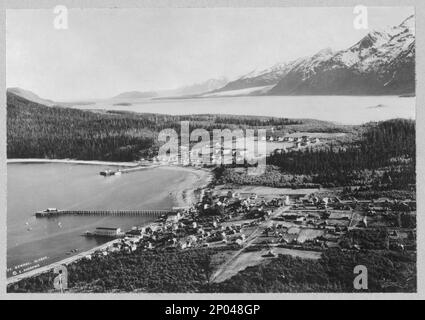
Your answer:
[7,93,161,161]
[177,114,302,127]
[216,118,415,189]
[7,248,219,293]
[7,247,415,293]
[210,249,416,293]
[7,92,416,189]
[267,119,415,188]
[215,119,416,192]
[6,92,346,161]
[269,119,415,172]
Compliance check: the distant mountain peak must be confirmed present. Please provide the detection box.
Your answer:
[399,14,414,30]
[111,91,157,100]
[159,77,229,97]
[313,47,334,58]
[270,15,415,95]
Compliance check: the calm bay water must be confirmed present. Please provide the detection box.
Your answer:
[79,96,416,125]
[7,163,190,277]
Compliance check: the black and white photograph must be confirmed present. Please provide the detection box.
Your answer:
[3,3,417,295]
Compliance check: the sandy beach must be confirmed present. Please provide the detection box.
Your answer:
[7,158,140,167]
[157,166,213,207]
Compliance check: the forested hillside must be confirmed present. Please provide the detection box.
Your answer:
[267,119,415,188]
[8,247,416,293]
[217,119,415,189]
[6,91,339,161]
[210,249,416,293]
[7,92,159,161]
[7,91,415,189]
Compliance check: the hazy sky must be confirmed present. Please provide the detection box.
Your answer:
[6,7,414,101]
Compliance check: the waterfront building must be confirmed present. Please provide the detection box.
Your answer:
[94,227,122,238]
[166,212,181,223]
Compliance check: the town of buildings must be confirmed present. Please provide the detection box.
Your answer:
[75,183,415,285]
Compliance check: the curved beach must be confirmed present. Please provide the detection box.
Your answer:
[157,166,213,207]
[7,158,140,167]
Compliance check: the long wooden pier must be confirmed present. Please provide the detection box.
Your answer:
[35,209,171,218]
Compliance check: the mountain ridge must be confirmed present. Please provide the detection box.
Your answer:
[6,87,58,107]
[111,91,158,100]
[215,15,415,96]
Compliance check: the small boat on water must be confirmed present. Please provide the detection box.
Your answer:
[83,231,94,237]
[100,169,123,176]
[66,248,79,255]
[100,169,115,176]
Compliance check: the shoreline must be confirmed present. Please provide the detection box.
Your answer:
[155,166,213,207]
[6,161,213,284]
[7,239,122,285]
[7,158,141,167]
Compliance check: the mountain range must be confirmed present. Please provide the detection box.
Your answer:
[214,15,415,96]
[156,77,229,98]
[111,91,157,100]
[7,15,415,104]
[6,77,229,106]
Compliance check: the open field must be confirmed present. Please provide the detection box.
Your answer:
[211,247,321,283]
[297,229,325,243]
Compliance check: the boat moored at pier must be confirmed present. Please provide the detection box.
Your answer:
[35,208,63,217]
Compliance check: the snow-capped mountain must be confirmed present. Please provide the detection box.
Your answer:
[334,15,414,73]
[270,15,415,95]
[156,77,229,98]
[216,15,415,96]
[175,77,229,96]
[111,91,158,100]
[216,61,300,92]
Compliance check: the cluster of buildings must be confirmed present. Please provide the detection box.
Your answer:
[146,134,321,166]
[263,134,319,144]
[153,142,263,167]
[264,194,416,251]
[199,189,290,220]
[266,135,321,156]
[82,186,416,263]
[84,189,289,258]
